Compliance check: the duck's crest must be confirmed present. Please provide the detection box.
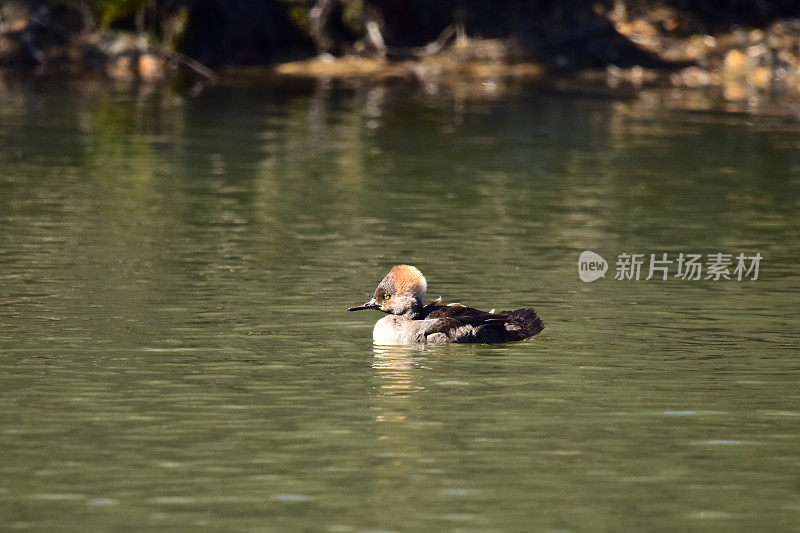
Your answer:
[384,265,427,298]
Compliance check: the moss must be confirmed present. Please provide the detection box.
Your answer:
[164,6,190,53]
[92,0,148,29]
[341,0,366,33]
[288,5,311,35]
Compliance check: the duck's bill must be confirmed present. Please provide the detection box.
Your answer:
[348,299,380,311]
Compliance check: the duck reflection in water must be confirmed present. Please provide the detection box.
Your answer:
[369,343,431,511]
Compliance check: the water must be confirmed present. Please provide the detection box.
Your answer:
[1,79,799,531]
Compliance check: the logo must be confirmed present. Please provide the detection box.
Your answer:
[577,251,762,282]
[578,251,608,282]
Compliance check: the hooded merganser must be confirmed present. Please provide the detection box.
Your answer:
[348,265,544,344]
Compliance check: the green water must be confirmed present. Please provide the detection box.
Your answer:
[1,80,799,531]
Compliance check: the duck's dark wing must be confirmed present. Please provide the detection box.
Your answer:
[419,305,544,343]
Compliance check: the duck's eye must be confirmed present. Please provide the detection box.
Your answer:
[384,294,391,300]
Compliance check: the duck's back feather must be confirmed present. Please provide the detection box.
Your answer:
[417,304,544,343]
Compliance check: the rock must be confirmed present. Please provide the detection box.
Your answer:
[618,19,659,38]
[0,33,22,64]
[106,54,135,81]
[673,66,709,88]
[749,66,771,89]
[138,53,166,82]
[724,49,747,72]
[723,83,747,101]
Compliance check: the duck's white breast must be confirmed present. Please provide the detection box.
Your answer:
[372,316,408,344]
[372,316,440,344]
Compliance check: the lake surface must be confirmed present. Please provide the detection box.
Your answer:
[1,78,799,531]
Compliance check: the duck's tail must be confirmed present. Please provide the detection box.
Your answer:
[502,308,545,341]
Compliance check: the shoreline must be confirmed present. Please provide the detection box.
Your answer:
[2,3,800,117]
[2,25,800,119]
[2,62,798,122]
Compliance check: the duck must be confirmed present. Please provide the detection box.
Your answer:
[348,265,544,344]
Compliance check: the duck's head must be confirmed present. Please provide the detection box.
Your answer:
[348,265,427,316]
